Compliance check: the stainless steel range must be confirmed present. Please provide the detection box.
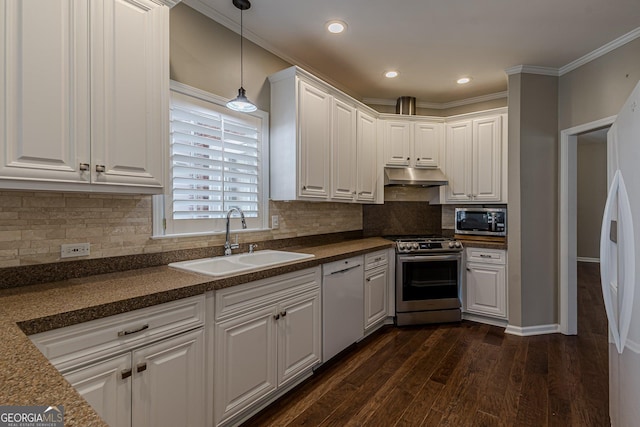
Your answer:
[391,236,463,326]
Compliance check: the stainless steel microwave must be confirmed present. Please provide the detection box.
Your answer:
[455,207,507,237]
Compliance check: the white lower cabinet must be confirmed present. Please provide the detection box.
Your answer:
[30,295,206,427]
[213,268,321,426]
[464,248,507,319]
[364,250,389,332]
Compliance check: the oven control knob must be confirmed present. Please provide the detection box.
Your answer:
[398,243,406,250]
[412,243,419,250]
[454,241,461,248]
[448,241,454,248]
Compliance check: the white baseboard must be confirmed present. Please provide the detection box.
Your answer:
[577,257,600,263]
[462,312,508,328]
[505,323,560,336]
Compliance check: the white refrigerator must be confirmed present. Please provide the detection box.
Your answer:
[601,79,640,427]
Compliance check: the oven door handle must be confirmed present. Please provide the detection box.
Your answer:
[397,254,460,262]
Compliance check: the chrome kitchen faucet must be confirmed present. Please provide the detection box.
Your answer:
[224,207,247,256]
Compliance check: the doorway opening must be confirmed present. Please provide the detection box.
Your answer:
[559,116,616,335]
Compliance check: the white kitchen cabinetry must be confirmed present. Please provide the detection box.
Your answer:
[380,117,444,168]
[442,112,505,203]
[214,267,321,426]
[464,248,507,319]
[364,250,389,332]
[269,66,380,203]
[331,98,357,200]
[30,295,206,427]
[355,110,378,202]
[0,0,169,193]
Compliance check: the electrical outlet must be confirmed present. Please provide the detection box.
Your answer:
[271,215,279,229]
[61,243,90,258]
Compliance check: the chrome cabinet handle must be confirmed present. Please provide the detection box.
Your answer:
[79,163,90,171]
[118,324,149,337]
[466,267,471,271]
[479,254,492,258]
[280,311,287,317]
[95,165,106,173]
[274,314,280,320]
[366,277,371,282]
[136,363,147,373]
[406,157,410,161]
[121,369,132,380]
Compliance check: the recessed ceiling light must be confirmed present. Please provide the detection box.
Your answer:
[385,71,399,78]
[457,77,471,85]
[326,20,347,34]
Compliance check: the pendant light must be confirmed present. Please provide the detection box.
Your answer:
[226,0,257,113]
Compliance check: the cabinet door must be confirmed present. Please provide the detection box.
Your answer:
[65,353,132,427]
[90,0,166,190]
[364,266,388,329]
[382,121,411,167]
[298,80,331,198]
[466,262,506,318]
[472,116,502,202]
[277,290,321,387]
[214,306,277,425]
[131,328,205,427]
[444,120,473,202]
[356,110,378,202]
[0,0,90,185]
[331,98,357,200]
[414,122,443,168]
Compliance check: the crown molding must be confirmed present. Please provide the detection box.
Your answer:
[559,26,640,75]
[363,91,508,110]
[504,65,559,76]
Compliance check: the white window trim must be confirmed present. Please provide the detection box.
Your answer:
[152,80,270,238]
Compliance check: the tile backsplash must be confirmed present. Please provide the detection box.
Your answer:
[0,191,362,267]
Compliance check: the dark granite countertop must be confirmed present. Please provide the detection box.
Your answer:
[0,237,392,426]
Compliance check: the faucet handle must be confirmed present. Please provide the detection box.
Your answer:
[249,244,258,253]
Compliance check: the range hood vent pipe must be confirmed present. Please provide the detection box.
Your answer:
[396,96,417,115]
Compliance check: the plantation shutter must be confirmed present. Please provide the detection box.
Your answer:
[170,93,261,221]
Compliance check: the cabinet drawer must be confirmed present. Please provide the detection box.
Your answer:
[466,248,506,264]
[215,267,321,321]
[365,250,388,270]
[30,294,205,372]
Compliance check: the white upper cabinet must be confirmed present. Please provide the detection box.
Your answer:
[0,0,168,193]
[269,66,381,204]
[382,120,412,167]
[355,110,378,203]
[381,117,444,169]
[331,98,358,200]
[438,109,507,204]
[298,80,332,199]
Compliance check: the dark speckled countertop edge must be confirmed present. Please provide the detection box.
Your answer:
[0,237,392,426]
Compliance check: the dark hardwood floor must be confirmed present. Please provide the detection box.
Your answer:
[243,262,609,427]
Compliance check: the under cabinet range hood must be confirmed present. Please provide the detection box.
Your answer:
[384,167,448,187]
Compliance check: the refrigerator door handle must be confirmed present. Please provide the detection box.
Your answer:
[616,171,635,354]
[600,169,636,354]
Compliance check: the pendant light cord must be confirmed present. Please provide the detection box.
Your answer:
[240,8,244,88]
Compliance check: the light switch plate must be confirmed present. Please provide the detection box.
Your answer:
[272,215,279,229]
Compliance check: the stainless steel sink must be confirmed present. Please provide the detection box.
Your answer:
[168,250,314,277]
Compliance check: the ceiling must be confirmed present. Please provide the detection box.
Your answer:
[184,0,640,106]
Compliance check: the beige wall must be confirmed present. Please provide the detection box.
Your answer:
[559,38,640,130]
[508,73,559,328]
[577,131,608,259]
[0,5,364,268]
[366,97,508,117]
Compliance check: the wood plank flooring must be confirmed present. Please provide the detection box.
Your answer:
[243,262,609,427]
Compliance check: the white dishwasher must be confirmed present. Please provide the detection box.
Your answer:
[322,256,364,362]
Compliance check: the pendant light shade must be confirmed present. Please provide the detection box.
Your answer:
[226,0,257,113]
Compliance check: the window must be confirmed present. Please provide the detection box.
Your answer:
[153,82,269,237]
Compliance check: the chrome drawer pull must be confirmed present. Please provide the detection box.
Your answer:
[136,363,147,373]
[479,254,492,258]
[118,324,149,337]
